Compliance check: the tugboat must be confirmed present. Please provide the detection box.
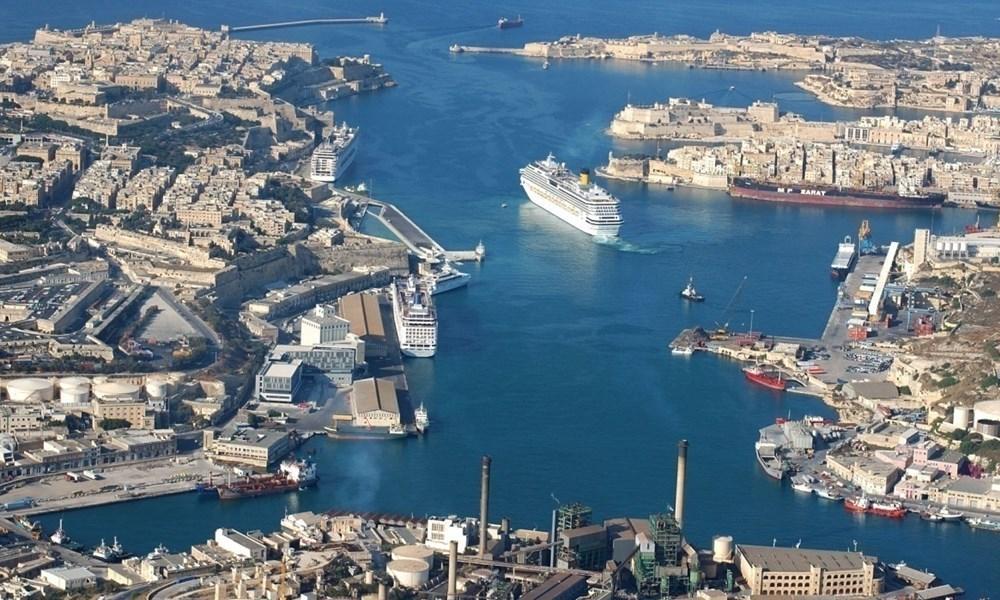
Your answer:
[497,16,524,29]
[93,537,126,562]
[50,519,70,545]
[743,364,786,391]
[414,403,430,434]
[679,277,705,302]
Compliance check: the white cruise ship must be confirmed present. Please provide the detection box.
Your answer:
[519,153,623,237]
[391,277,437,358]
[310,122,359,183]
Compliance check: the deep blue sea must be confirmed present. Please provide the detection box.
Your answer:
[3,1,998,595]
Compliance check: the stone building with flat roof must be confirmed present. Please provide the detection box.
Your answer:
[736,544,881,596]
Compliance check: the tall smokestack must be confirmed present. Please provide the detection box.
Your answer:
[447,541,458,600]
[479,455,492,557]
[675,439,688,530]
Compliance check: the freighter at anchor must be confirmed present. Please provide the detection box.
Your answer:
[728,177,945,209]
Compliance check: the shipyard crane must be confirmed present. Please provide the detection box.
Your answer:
[858,220,877,255]
[712,275,748,339]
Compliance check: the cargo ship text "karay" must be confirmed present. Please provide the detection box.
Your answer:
[728,178,945,210]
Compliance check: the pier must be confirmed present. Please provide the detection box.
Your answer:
[224,14,387,33]
[449,45,528,56]
[336,188,484,263]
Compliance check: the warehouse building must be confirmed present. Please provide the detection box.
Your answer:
[736,544,881,596]
[351,377,400,428]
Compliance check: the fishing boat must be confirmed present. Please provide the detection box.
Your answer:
[815,487,843,501]
[790,475,815,494]
[921,511,944,522]
[966,517,1000,532]
[937,506,964,521]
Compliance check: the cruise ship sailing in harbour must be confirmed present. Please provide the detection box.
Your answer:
[519,154,623,237]
[310,122,359,183]
[728,177,945,210]
[392,276,438,357]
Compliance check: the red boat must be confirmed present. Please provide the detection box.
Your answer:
[844,494,906,518]
[743,365,786,391]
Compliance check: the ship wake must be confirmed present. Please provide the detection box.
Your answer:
[593,236,682,255]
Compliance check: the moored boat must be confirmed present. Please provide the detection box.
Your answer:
[497,15,523,29]
[755,440,787,480]
[815,487,843,501]
[728,177,944,210]
[743,364,786,391]
[966,517,1000,532]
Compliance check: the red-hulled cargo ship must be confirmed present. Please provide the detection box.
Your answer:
[729,178,945,210]
[743,365,786,391]
[216,459,317,501]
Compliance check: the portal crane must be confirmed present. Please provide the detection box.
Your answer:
[712,275,748,338]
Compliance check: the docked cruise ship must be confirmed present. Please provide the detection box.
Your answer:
[310,122,359,183]
[391,277,438,358]
[519,153,623,237]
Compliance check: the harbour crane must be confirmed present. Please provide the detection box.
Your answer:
[712,275,748,339]
[858,220,877,255]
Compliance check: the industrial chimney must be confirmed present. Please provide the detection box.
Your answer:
[675,439,688,530]
[479,455,492,557]
[447,540,458,600]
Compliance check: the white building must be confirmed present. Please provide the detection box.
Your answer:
[425,517,473,553]
[254,360,303,403]
[215,528,267,561]
[301,305,350,346]
[40,566,97,591]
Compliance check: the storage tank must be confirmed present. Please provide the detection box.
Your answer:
[59,377,91,404]
[974,400,1000,426]
[712,535,734,563]
[93,381,141,401]
[952,406,972,430]
[391,544,435,569]
[387,559,429,588]
[145,380,167,401]
[976,419,1000,438]
[5,378,54,402]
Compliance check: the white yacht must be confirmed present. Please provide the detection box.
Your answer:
[392,277,438,358]
[310,122,359,183]
[414,403,429,433]
[423,262,470,295]
[519,153,623,237]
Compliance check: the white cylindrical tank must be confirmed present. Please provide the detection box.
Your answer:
[145,380,167,400]
[974,400,1000,426]
[5,378,54,402]
[391,544,435,569]
[59,377,91,404]
[953,406,972,430]
[93,382,141,401]
[60,385,90,405]
[387,559,429,588]
[712,535,734,563]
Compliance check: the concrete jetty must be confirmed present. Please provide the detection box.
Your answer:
[449,45,528,56]
[224,14,387,33]
[337,187,484,262]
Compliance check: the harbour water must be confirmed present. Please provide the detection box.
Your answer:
[3,0,997,594]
